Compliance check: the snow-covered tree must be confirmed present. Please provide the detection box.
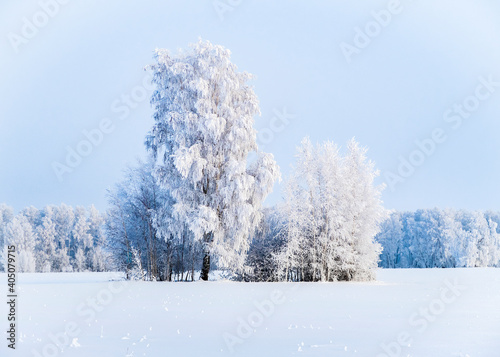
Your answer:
[5,215,36,272]
[376,211,403,268]
[276,137,385,282]
[340,139,386,280]
[72,207,93,272]
[20,206,40,227]
[53,204,74,271]
[74,247,86,272]
[484,211,500,267]
[243,206,285,282]
[36,209,58,272]
[0,204,14,271]
[88,205,107,272]
[146,39,280,280]
[105,183,135,278]
[106,159,186,281]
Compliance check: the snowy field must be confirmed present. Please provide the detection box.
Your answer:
[1,269,499,357]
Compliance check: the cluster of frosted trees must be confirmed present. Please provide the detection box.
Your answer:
[106,137,385,282]
[104,40,385,282]
[0,204,107,273]
[105,159,199,281]
[273,138,386,281]
[376,209,500,268]
[0,40,391,281]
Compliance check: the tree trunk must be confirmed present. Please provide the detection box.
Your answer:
[191,251,195,282]
[200,251,210,281]
[200,232,213,281]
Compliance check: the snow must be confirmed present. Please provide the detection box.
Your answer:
[1,269,499,356]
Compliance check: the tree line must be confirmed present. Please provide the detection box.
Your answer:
[0,204,107,273]
[376,209,500,268]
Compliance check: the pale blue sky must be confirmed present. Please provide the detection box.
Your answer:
[1,0,500,213]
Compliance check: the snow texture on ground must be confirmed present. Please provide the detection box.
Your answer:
[1,268,499,357]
